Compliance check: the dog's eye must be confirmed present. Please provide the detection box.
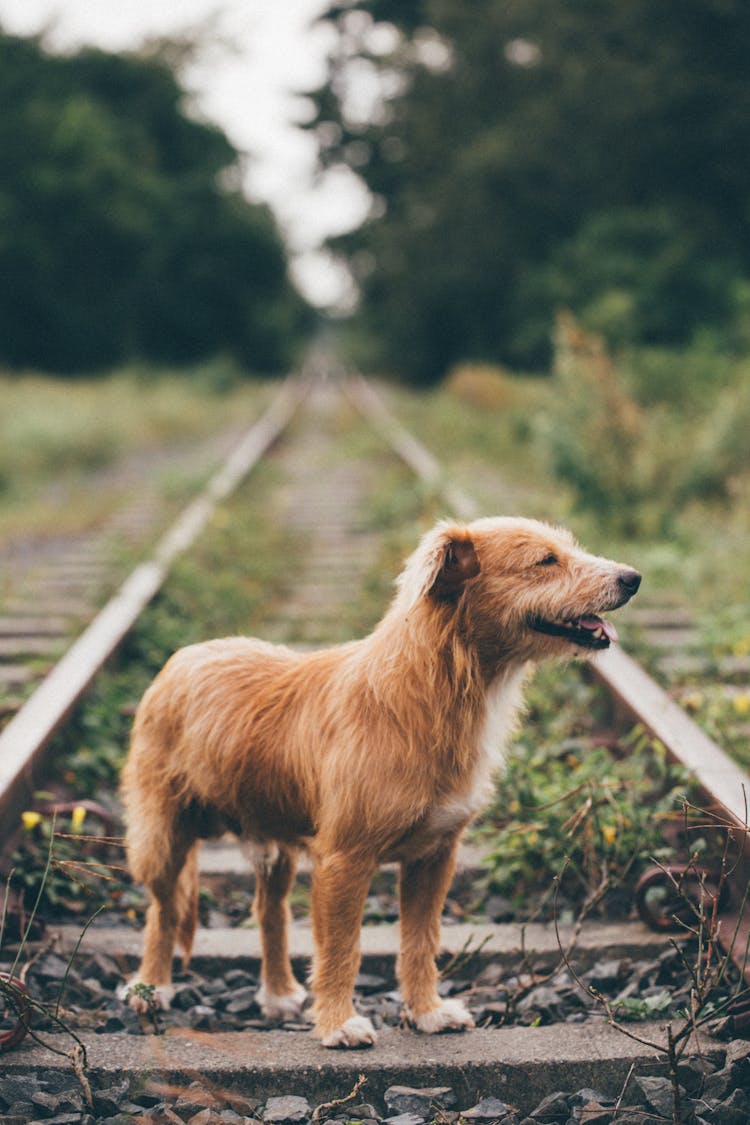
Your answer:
[537,554,558,567]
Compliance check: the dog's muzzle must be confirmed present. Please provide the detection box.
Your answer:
[530,567,642,650]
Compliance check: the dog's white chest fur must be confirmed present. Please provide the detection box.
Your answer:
[405,664,528,855]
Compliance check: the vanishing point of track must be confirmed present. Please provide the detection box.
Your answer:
[0,364,749,1117]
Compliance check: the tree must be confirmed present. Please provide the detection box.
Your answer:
[309,0,750,381]
[0,31,311,374]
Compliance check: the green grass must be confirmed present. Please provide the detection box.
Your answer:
[0,362,273,541]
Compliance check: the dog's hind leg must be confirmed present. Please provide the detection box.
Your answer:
[120,817,195,1011]
[310,851,376,1048]
[175,842,200,968]
[250,844,307,1019]
[398,836,475,1033]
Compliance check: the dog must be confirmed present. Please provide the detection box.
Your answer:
[120,516,640,1047]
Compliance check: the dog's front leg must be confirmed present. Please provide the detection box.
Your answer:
[310,851,376,1048]
[398,836,475,1033]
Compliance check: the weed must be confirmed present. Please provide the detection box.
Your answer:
[7,806,126,918]
[556,801,750,1125]
[477,667,691,915]
[311,1074,368,1124]
[611,989,673,1021]
[546,312,647,533]
[124,982,164,1034]
[0,821,97,1109]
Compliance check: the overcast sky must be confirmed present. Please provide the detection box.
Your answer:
[0,0,370,306]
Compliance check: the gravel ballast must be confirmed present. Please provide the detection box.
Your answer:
[2,939,748,1124]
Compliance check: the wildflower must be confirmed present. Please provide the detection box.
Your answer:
[71,805,87,832]
[602,824,617,846]
[733,693,750,717]
[21,811,42,830]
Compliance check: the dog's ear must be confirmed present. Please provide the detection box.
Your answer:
[396,525,480,613]
[429,538,481,602]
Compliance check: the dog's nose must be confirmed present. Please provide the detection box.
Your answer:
[617,568,642,597]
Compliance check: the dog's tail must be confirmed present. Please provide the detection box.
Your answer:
[175,842,200,968]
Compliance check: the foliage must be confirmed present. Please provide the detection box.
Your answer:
[673,375,750,503]
[544,312,645,531]
[8,807,122,916]
[443,363,518,412]
[611,989,673,1022]
[309,0,750,380]
[526,206,741,356]
[526,312,750,534]
[0,31,311,373]
[478,666,691,913]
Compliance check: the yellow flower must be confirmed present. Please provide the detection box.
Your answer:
[733,693,750,717]
[21,811,42,830]
[602,824,617,846]
[71,805,87,832]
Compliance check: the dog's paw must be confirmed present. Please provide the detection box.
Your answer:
[407,998,474,1034]
[117,978,175,1013]
[320,1015,377,1049]
[257,982,308,1020]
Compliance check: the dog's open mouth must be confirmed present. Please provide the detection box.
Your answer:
[530,614,618,650]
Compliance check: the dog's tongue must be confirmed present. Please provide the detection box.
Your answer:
[579,615,619,643]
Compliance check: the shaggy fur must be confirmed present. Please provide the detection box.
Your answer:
[120,516,641,1047]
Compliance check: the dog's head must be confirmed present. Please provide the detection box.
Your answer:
[396,517,641,665]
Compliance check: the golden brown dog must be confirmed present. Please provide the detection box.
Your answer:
[120,516,640,1047]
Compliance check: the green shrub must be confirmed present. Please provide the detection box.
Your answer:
[622,343,734,407]
[543,313,750,531]
[675,375,750,502]
[544,312,645,531]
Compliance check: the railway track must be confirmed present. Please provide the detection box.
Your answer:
[0,367,749,1123]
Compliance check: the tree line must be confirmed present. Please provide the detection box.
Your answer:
[309,0,750,382]
[0,30,311,375]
